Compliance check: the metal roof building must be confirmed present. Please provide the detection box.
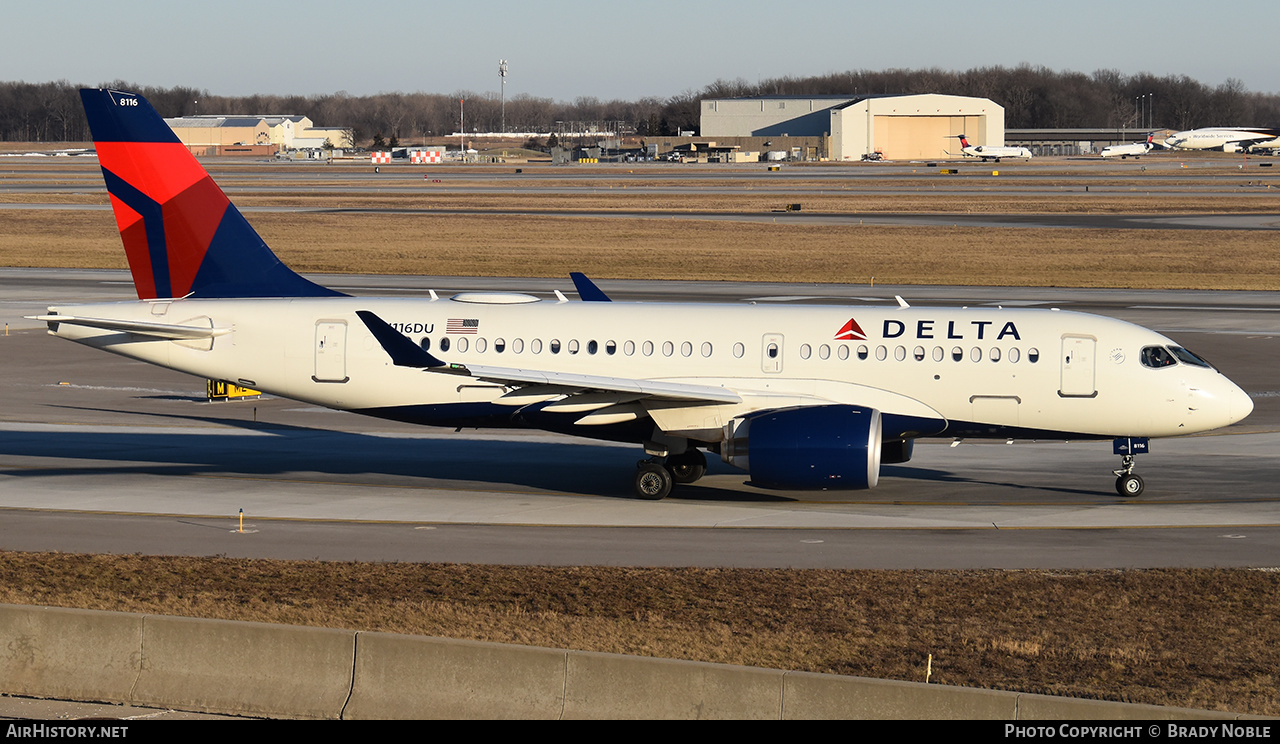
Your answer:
[701,94,1005,161]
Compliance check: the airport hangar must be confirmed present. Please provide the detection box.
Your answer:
[699,93,1004,161]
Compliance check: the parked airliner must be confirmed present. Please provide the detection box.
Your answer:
[33,89,1253,500]
[1162,127,1280,153]
[950,134,1032,162]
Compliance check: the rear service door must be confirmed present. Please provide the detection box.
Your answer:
[314,320,348,383]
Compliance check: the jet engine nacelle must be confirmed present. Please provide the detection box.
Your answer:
[1224,142,1244,153]
[721,405,882,490]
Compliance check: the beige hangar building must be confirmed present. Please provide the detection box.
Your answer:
[700,94,1005,161]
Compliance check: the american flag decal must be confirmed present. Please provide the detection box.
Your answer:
[447,318,479,334]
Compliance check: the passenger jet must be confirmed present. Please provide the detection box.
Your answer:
[1162,127,1280,153]
[33,89,1253,499]
[1100,134,1156,159]
[950,134,1032,162]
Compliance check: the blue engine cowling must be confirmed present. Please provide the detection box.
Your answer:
[721,405,883,490]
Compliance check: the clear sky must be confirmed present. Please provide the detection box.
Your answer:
[5,0,1277,100]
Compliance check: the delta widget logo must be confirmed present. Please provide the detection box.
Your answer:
[835,318,867,341]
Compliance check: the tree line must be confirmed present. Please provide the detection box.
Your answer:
[3,67,1279,145]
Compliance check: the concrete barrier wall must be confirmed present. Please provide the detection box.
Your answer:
[0,604,1243,720]
[0,604,143,705]
[132,615,355,719]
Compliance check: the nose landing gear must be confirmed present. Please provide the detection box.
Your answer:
[1112,437,1150,497]
[1114,455,1144,497]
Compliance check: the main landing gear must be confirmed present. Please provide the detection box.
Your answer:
[633,449,707,500]
[1111,437,1150,497]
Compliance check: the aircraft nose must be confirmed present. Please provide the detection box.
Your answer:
[1226,379,1254,425]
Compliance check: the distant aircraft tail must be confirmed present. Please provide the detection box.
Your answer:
[80,88,341,300]
[957,134,972,149]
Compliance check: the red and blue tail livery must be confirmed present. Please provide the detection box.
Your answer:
[80,88,341,300]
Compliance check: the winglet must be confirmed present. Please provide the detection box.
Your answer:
[570,272,612,302]
[356,310,445,368]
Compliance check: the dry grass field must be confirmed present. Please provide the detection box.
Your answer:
[3,157,1279,716]
[7,208,1278,289]
[7,160,1280,288]
[1,553,1276,716]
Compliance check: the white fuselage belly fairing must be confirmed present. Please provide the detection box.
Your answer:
[45,296,1250,442]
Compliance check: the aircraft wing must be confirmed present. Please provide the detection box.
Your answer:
[434,362,741,404]
[356,310,741,406]
[28,314,231,340]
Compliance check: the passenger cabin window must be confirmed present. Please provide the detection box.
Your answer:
[1141,346,1177,369]
[440,337,451,352]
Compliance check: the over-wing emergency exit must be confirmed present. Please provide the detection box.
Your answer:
[33,89,1253,500]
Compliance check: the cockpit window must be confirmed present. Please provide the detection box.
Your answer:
[1169,346,1214,369]
[1140,346,1177,369]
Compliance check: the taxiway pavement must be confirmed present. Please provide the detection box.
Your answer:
[1,271,1277,568]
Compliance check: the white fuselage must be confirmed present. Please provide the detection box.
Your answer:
[963,145,1032,161]
[1163,128,1280,152]
[1100,142,1153,158]
[44,295,1253,444]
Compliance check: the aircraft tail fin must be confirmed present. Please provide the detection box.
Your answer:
[80,88,342,300]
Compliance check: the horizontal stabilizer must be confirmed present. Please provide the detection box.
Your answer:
[29,314,230,340]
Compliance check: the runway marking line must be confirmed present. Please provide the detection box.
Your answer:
[0,504,1278,532]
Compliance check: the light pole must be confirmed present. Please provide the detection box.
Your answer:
[499,59,508,135]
